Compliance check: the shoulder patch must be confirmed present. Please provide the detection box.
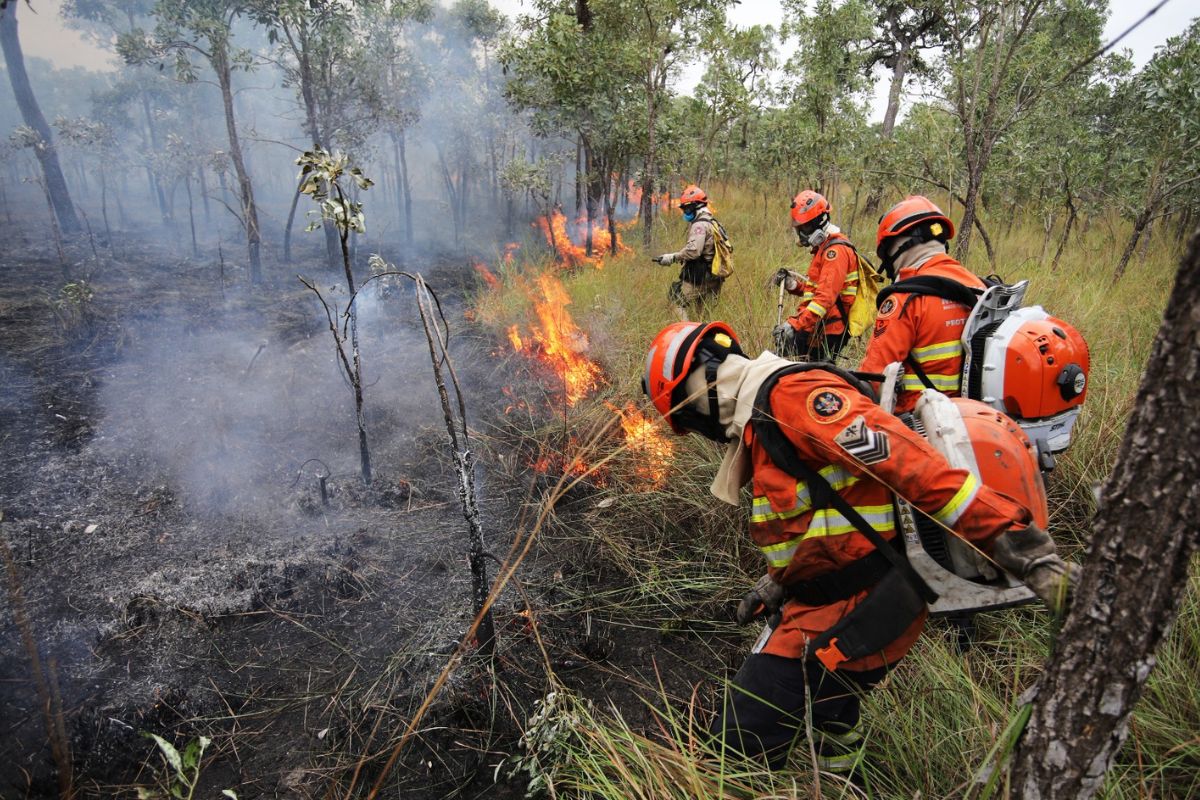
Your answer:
[825,249,838,260]
[878,297,898,318]
[808,387,851,424]
[834,415,891,465]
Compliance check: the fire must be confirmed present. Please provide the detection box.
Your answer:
[504,242,521,265]
[608,402,674,488]
[535,210,629,269]
[473,262,501,290]
[506,271,603,407]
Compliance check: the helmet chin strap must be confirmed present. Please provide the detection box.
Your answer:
[675,343,734,443]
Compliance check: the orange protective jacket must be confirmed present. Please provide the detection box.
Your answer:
[859,254,985,413]
[745,369,1029,670]
[786,234,859,336]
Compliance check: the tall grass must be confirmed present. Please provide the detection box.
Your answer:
[474,183,1197,798]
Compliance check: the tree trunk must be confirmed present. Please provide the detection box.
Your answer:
[0,2,80,234]
[213,41,262,285]
[1112,205,1152,283]
[398,130,413,248]
[1009,226,1200,798]
[955,161,985,264]
[185,173,198,257]
[283,179,303,263]
[1050,194,1076,272]
[138,89,170,225]
[864,43,910,215]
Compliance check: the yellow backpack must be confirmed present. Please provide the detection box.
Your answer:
[708,220,734,279]
[829,242,884,337]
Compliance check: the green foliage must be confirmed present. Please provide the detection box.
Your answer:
[136,733,235,800]
[296,148,374,235]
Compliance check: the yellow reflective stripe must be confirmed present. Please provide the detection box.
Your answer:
[761,538,800,568]
[841,287,858,297]
[902,372,960,391]
[843,270,859,281]
[806,505,895,538]
[755,500,891,568]
[932,473,980,526]
[817,752,861,773]
[912,340,963,362]
[808,301,828,317]
[801,292,815,303]
[749,467,856,523]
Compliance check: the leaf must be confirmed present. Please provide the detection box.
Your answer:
[145,733,184,779]
[221,791,238,799]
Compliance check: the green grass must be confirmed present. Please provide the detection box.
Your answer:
[474,183,1197,798]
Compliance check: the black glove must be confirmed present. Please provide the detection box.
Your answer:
[735,573,785,626]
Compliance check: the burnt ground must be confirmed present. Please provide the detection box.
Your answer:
[0,219,743,799]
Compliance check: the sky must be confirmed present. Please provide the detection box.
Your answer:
[10,0,1197,116]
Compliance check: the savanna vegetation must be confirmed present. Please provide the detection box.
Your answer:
[1,0,1198,796]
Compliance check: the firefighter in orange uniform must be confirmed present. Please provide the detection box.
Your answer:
[772,190,860,361]
[642,320,1077,774]
[860,196,985,413]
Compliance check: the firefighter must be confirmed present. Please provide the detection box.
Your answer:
[859,196,984,413]
[653,185,727,321]
[642,320,1078,775]
[772,190,860,361]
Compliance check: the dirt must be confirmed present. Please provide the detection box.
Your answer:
[0,221,742,799]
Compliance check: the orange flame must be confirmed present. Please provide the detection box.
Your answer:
[535,210,629,269]
[504,242,521,266]
[506,272,603,407]
[608,402,674,488]
[473,262,501,290]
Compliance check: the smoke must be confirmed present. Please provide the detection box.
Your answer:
[90,286,448,519]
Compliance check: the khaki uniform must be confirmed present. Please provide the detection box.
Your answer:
[666,208,723,318]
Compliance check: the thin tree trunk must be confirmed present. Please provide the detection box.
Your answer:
[198,166,211,221]
[185,173,198,257]
[138,90,170,225]
[214,41,262,284]
[1113,205,1152,283]
[398,130,413,248]
[1050,194,1076,272]
[335,220,371,485]
[865,45,910,214]
[283,179,302,263]
[1009,227,1200,799]
[99,170,116,256]
[0,2,80,234]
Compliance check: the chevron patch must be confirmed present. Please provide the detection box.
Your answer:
[834,415,890,465]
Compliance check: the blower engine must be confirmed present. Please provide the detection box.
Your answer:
[961,281,1090,470]
[882,381,1049,615]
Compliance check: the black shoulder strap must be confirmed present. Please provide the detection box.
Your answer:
[750,366,938,603]
[876,275,982,311]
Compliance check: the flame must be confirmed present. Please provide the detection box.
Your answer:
[504,242,521,266]
[535,210,629,269]
[608,402,674,488]
[505,272,603,407]
[473,262,501,290]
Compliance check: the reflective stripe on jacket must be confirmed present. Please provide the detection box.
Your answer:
[745,369,1029,670]
[859,254,984,412]
[787,234,859,336]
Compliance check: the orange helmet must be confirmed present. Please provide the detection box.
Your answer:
[952,398,1049,528]
[790,190,832,247]
[790,190,829,227]
[876,195,955,274]
[678,185,708,208]
[642,321,742,440]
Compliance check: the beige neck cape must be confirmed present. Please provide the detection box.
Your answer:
[707,352,795,506]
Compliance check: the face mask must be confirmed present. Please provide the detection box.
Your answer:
[683,210,697,222]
